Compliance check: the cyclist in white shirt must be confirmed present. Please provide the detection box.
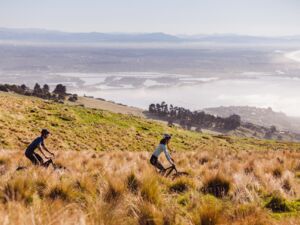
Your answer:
[150,134,174,173]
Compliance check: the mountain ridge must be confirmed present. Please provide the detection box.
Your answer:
[1,27,300,44]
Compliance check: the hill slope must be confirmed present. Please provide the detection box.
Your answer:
[1,92,300,153]
[1,92,300,225]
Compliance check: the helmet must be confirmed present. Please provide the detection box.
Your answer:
[163,134,172,139]
[41,129,50,136]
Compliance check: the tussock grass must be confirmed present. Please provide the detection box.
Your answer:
[1,176,35,205]
[265,195,291,213]
[169,177,194,193]
[201,174,231,198]
[273,167,283,179]
[0,93,299,224]
[192,196,224,225]
[0,150,299,224]
[127,172,140,194]
[137,202,163,225]
[141,175,161,205]
[104,178,125,203]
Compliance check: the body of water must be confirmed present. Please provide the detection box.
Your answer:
[59,71,300,117]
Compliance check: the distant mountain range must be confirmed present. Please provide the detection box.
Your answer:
[0,28,180,43]
[1,27,300,44]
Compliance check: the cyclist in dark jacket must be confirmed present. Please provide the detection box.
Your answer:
[25,129,54,166]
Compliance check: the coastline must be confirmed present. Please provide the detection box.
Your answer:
[285,50,300,62]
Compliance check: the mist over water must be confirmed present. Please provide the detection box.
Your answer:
[70,73,300,117]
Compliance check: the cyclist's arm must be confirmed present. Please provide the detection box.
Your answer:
[38,145,48,158]
[163,145,174,165]
[41,143,54,156]
[167,143,175,162]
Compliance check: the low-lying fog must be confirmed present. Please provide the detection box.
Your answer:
[65,71,300,117]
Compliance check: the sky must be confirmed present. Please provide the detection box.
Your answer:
[0,0,300,36]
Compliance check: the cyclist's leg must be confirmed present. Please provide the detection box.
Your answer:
[26,153,39,165]
[33,153,44,166]
[155,160,165,172]
[150,155,165,172]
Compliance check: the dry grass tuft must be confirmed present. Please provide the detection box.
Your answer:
[202,174,231,198]
[104,178,124,203]
[273,167,283,179]
[48,184,74,202]
[127,172,140,194]
[192,196,224,225]
[141,176,161,205]
[137,202,163,225]
[169,177,194,193]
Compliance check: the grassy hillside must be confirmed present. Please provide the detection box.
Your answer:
[0,92,300,225]
[1,92,300,153]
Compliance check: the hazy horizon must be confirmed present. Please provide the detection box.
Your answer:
[1,26,300,38]
[1,0,300,36]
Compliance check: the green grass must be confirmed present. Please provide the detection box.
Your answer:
[1,92,300,154]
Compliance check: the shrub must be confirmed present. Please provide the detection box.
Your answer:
[35,180,47,198]
[192,196,223,225]
[229,204,273,225]
[138,202,163,225]
[48,186,70,202]
[282,179,292,192]
[169,177,193,193]
[0,158,8,166]
[199,157,209,165]
[104,179,124,203]
[1,177,35,205]
[272,168,282,179]
[265,195,291,213]
[127,172,140,194]
[141,177,161,205]
[170,181,189,193]
[202,175,231,198]
[177,194,189,206]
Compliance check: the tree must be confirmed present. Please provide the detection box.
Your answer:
[0,85,8,92]
[149,104,156,113]
[33,83,42,96]
[68,94,78,102]
[20,84,28,91]
[42,84,50,94]
[224,114,241,130]
[53,84,67,96]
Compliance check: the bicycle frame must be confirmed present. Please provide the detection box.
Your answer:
[164,164,178,177]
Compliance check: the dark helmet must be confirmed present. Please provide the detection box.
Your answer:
[41,129,50,136]
[163,134,172,140]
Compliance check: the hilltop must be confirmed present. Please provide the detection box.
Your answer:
[1,92,300,225]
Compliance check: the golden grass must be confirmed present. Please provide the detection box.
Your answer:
[0,93,300,224]
[0,149,298,224]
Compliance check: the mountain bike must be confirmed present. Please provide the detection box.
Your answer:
[17,155,68,172]
[163,164,189,179]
